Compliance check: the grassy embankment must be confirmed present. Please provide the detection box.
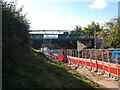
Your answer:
[3,49,101,89]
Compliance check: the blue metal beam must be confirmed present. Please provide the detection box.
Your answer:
[29,30,70,32]
[32,38,94,41]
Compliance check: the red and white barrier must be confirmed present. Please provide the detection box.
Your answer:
[109,63,120,80]
[97,61,104,74]
[78,58,83,65]
[91,60,97,72]
[103,62,110,77]
[54,54,120,79]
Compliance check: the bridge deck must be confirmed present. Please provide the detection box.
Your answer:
[32,38,94,41]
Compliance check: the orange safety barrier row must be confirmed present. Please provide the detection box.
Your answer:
[55,55,120,77]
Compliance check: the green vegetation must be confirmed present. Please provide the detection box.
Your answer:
[110,19,120,48]
[96,19,120,48]
[3,50,100,89]
[66,19,120,49]
[83,22,102,38]
[2,1,31,68]
[66,22,101,38]
[70,25,82,34]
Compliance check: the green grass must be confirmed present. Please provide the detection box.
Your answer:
[3,49,101,89]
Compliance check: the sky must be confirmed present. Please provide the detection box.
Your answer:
[5,0,120,30]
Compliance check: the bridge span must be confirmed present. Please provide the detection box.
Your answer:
[29,30,95,49]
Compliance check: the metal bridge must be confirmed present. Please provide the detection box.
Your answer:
[29,30,95,49]
[29,30,94,41]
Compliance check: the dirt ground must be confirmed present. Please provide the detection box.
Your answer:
[64,63,119,90]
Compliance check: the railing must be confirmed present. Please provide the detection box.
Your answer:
[54,49,120,65]
[53,49,120,79]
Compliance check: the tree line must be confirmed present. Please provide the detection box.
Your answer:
[64,19,120,49]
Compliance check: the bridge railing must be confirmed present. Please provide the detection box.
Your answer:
[30,33,95,40]
[58,34,81,39]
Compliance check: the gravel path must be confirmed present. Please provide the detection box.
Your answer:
[65,63,119,90]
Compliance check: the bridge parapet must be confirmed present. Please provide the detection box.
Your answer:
[29,30,94,40]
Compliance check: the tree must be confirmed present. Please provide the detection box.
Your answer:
[97,19,117,49]
[70,25,82,34]
[110,19,120,48]
[2,1,31,67]
[82,21,102,38]
[63,32,69,35]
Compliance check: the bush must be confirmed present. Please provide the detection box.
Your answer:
[2,1,31,68]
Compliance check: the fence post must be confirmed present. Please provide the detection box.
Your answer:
[75,49,77,57]
[70,50,72,64]
[76,49,78,57]
[69,49,71,56]
[70,50,71,56]
[90,49,91,59]
[82,49,84,67]
[75,50,77,57]
[73,49,74,57]
[85,49,87,67]
[82,49,83,58]
[66,49,68,56]
[74,49,75,57]
[77,50,80,58]
[67,49,69,56]
[102,49,104,62]
[85,49,87,58]
[71,50,73,57]
[107,49,110,77]
[71,50,72,56]
[89,49,92,70]
[102,49,104,74]
[95,49,97,61]
[107,49,110,63]
[68,49,70,56]
[95,49,98,72]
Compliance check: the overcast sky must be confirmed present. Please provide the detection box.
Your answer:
[5,0,120,30]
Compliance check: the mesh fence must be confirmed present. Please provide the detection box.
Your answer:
[54,49,120,65]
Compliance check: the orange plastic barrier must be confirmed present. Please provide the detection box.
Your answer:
[74,57,78,64]
[72,57,75,62]
[85,59,91,67]
[69,57,72,62]
[82,59,86,66]
[78,58,82,65]
[70,57,73,62]
[57,54,67,62]
[118,65,120,76]
[109,63,120,76]
[58,54,64,62]
[91,60,97,69]
[97,61,104,71]
[67,56,71,61]
[103,62,110,73]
